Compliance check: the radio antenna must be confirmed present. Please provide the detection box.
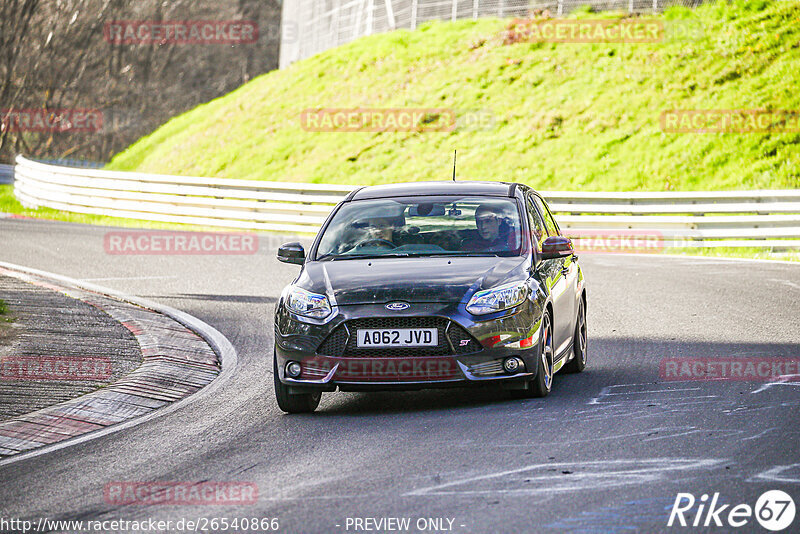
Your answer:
[452,150,457,182]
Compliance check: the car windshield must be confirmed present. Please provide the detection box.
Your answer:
[316,195,525,260]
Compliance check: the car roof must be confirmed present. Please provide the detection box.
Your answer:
[348,180,517,200]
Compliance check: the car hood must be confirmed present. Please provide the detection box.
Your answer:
[297,256,529,305]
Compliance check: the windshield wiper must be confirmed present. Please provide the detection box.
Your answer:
[320,252,503,261]
[414,252,501,258]
[322,253,410,261]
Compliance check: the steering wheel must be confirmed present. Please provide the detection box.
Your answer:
[355,238,397,249]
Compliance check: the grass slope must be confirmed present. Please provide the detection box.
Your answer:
[107,0,799,191]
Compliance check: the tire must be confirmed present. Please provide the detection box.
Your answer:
[511,311,554,399]
[273,352,321,413]
[563,299,587,374]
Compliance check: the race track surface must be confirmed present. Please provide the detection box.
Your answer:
[1,218,798,533]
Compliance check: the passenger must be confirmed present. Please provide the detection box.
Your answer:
[462,204,517,253]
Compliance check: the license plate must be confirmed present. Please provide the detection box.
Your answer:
[356,328,438,348]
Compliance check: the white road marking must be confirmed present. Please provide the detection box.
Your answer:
[81,275,178,281]
[405,458,724,497]
[750,463,800,484]
[751,374,800,394]
[741,428,778,441]
[589,383,717,405]
[768,278,800,290]
[602,388,703,396]
[642,428,703,442]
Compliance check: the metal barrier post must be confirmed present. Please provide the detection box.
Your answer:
[384,0,396,29]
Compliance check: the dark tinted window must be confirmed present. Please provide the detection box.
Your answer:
[526,194,547,251]
[316,196,524,259]
[532,195,559,237]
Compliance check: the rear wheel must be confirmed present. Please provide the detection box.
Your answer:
[273,351,321,413]
[563,299,587,374]
[511,312,553,399]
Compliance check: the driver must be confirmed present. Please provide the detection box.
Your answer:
[350,210,405,250]
[462,203,517,253]
[366,216,400,243]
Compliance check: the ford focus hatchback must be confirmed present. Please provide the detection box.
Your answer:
[273,181,587,413]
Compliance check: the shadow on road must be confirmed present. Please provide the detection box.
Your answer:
[306,337,800,416]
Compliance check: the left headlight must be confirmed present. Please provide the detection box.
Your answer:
[285,286,332,319]
[466,281,528,316]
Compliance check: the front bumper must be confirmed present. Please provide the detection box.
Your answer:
[274,301,542,392]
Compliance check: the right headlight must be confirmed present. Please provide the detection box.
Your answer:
[285,286,332,319]
[466,281,528,316]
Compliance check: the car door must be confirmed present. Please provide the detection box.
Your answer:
[529,193,576,358]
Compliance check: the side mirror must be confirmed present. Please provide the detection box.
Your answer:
[540,236,573,260]
[277,242,305,265]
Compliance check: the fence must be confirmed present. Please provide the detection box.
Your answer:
[12,156,800,250]
[280,0,708,66]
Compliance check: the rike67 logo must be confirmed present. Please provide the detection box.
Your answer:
[668,490,795,531]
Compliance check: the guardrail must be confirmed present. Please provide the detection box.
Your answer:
[12,155,800,249]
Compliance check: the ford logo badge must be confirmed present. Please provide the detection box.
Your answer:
[385,302,410,311]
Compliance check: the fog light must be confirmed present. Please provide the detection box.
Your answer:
[285,361,302,378]
[503,357,524,374]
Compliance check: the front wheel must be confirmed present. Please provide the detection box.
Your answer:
[273,352,321,413]
[511,312,553,399]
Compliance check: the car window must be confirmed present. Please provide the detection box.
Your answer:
[532,195,559,237]
[525,194,547,252]
[315,195,525,259]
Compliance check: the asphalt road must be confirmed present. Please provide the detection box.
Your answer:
[0,217,799,533]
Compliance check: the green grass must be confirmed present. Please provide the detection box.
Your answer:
[107,0,800,191]
[0,298,13,327]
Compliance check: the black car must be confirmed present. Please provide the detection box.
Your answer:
[273,181,587,413]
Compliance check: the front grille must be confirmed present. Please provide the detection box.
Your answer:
[317,327,348,356]
[468,359,505,377]
[448,323,482,355]
[317,317,481,358]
